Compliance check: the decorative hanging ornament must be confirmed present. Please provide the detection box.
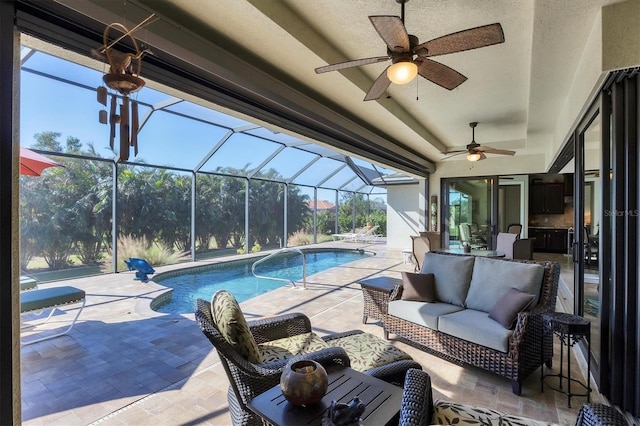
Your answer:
[95,14,156,162]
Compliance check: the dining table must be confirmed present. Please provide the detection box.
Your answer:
[433,248,506,258]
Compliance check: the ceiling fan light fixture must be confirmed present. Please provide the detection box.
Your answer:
[466,152,482,162]
[387,61,418,84]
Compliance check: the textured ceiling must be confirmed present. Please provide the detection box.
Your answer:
[64,0,624,170]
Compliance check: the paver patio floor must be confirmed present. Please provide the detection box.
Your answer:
[20,241,601,425]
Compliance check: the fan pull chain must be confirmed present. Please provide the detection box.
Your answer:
[416,76,419,100]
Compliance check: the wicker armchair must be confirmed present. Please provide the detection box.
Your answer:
[399,369,434,426]
[575,403,630,426]
[195,298,349,425]
[195,298,421,425]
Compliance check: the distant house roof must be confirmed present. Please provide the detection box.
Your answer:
[308,200,335,210]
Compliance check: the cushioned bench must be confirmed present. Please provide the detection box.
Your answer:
[21,286,86,345]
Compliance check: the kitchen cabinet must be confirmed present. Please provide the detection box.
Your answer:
[529,229,547,251]
[529,227,568,253]
[529,183,564,214]
[563,173,573,196]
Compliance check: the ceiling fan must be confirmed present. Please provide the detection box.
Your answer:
[314,0,505,101]
[443,122,516,162]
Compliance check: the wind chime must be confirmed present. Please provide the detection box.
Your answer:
[96,14,155,162]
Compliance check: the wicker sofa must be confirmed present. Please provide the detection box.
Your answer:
[384,252,560,395]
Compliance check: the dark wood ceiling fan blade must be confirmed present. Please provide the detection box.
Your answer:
[478,152,487,160]
[315,56,390,73]
[369,16,410,52]
[416,23,505,57]
[475,146,515,155]
[364,68,392,101]
[441,151,467,160]
[416,58,467,90]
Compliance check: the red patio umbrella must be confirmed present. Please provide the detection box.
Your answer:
[20,147,64,176]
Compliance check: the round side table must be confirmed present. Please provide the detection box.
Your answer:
[541,312,591,408]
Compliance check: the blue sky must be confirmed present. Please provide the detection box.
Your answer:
[20,48,387,200]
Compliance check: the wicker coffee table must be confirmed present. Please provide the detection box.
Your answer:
[358,276,401,324]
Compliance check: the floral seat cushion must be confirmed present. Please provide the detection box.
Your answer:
[258,332,330,363]
[433,400,558,425]
[324,332,413,371]
[210,289,412,371]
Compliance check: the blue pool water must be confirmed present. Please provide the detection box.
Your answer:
[154,249,371,314]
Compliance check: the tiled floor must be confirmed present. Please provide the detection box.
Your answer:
[20,241,603,425]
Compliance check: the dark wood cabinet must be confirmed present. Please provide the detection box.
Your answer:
[546,229,567,252]
[529,228,547,250]
[529,185,546,214]
[529,227,568,253]
[563,173,574,196]
[529,183,564,214]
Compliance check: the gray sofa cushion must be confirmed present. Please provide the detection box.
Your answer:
[438,309,514,353]
[464,257,544,312]
[421,253,475,307]
[388,300,464,330]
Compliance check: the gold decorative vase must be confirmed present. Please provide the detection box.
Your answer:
[280,360,328,406]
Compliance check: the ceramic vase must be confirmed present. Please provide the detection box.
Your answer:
[280,359,328,406]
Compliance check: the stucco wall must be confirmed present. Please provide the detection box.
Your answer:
[602,0,640,72]
[549,9,604,168]
[549,0,640,170]
[386,181,425,249]
[424,0,640,239]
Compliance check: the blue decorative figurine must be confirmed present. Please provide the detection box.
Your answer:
[124,258,155,282]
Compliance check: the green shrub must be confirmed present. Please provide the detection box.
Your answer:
[288,231,312,246]
[117,234,190,271]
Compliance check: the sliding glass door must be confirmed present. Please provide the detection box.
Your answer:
[573,100,602,377]
[442,177,498,249]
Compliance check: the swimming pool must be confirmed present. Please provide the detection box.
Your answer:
[153,248,372,314]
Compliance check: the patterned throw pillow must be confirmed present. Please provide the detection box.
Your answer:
[210,290,262,364]
[433,400,555,425]
[433,400,502,425]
